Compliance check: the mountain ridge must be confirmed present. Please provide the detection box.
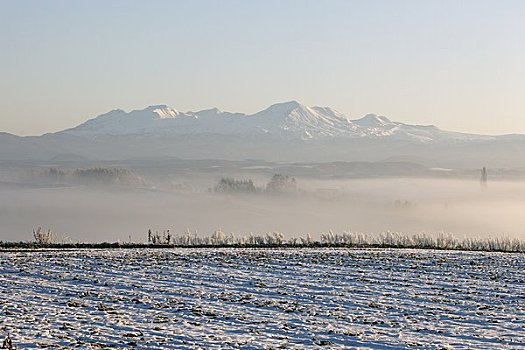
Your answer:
[57,100,484,143]
[0,101,523,167]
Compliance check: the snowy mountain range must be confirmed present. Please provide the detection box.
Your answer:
[1,101,524,167]
[61,101,492,143]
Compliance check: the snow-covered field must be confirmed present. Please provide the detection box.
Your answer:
[1,248,524,349]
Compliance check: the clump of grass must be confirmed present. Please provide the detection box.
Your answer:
[2,228,525,253]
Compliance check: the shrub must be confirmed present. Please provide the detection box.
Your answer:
[33,227,54,245]
[1,333,14,350]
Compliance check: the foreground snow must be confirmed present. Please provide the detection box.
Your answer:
[1,248,524,349]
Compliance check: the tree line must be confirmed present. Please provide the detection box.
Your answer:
[214,174,297,194]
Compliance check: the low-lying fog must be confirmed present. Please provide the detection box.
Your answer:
[1,176,525,242]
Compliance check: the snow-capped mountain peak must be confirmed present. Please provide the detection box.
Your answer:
[192,107,226,118]
[150,105,179,119]
[265,100,304,112]
[248,101,357,139]
[353,114,393,127]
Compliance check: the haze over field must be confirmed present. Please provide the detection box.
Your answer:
[1,174,525,242]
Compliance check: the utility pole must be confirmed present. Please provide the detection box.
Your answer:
[480,166,488,187]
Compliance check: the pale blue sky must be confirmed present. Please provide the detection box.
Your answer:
[1,0,524,136]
